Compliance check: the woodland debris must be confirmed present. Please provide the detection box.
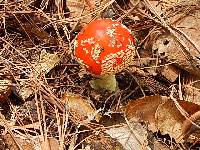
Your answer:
[2,0,200,149]
[159,65,179,82]
[124,95,200,142]
[61,92,101,124]
[3,133,34,150]
[19,50,60,100]
[183,83,200,105]
[0,79,12,101]
[85,132,124,150]
[105,118,151,150]
[41,137,60,150]
[152,34,200,77]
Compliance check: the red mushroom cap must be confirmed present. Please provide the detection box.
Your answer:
[74,18,136,75]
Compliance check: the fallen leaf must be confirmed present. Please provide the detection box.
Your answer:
[181,110,200,143]
[20,22,58,45]
[124,95,168,131]
[61,93,101,124]
[105,118,151,150]
[67,0,113,29]
[159,65,179,82]
[34,49,60,74]
[4,133,34,150]
[152,1,200,77]
[152,34,200,77]
[183,84,200,105]
[155,100,183,140]
[41,137,60,150]
[124,95,200,142]
[85,132,124,150]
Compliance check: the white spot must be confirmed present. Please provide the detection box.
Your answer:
[106,27,116,37]
[116,42,122,48]
[81,37,95,46]
[112,24,120,27]
[83,48,89,54]
[91,43,102,61]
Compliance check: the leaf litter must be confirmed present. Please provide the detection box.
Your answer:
[1,0,200,149]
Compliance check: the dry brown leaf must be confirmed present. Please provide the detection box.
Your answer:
[183,84,200,105]
[20,23,58,45]
[105,119,151,150]
[67,0,100,28]
[61,93,101,124]
[85,132,124,150]
[125,95,169,131]
[151,1,200,77]
[19,80,34,101]
[124,95,200,142]
[0,79,11,101]
[4,133,34,150]
[41,137,60,150]
[159,65,179,82]
[152,34,200,77]
[182,111,200,136]
[181,75,200,105]
[67,0,113,28]
[34,50,60,74]
[155,100,183,140]
[153,140,171,150]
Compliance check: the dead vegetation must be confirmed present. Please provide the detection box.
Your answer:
[1,0,200,149]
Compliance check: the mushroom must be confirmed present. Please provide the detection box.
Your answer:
[74,18,136,91]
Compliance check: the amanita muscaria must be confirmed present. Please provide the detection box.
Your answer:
[74,18,136,91]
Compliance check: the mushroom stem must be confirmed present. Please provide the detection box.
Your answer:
[90,74,118,92]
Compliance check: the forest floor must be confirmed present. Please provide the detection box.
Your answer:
[1,0,200,149]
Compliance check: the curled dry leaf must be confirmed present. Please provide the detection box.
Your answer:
[124,95,200,142]
[168,0,200,47]
[0,79,11,101]
[61,93,101,124]
[155,99,183,141]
